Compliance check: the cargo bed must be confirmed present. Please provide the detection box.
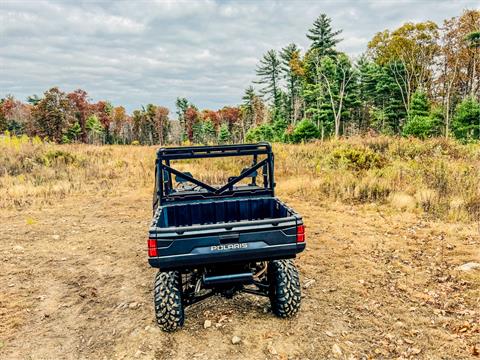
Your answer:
[148,197,304,270]
[156,197,293,228]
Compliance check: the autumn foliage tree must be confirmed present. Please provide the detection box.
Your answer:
[93,101,113,142]
[202,109,221,129]
[32,88,73,142]
[218,106,241,140]
[0,96,32,135]
[184,106,199,142]
[154,106,170,145]
[67,89,90,142]
[368,21,440,115]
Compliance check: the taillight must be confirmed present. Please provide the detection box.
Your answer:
[148,238,157,257]
[296,224,305,243]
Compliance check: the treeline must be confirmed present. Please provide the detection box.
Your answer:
[243,9,480,143]
[0,88,170,144]
[1,9,479,144]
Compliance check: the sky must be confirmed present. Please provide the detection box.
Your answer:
[1,0,478,114]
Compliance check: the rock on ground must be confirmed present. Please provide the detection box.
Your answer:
[456,262,480,271]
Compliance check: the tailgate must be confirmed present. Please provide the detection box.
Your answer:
[148,216,305,270]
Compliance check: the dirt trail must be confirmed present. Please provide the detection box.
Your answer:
[1,190,479,359]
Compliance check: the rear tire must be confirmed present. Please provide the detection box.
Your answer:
[154,271,184,331]
[268,259,301,318]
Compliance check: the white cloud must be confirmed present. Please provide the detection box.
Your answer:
[0,0,478,113]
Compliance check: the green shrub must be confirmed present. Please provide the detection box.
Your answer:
[291,119,319,143]
[41,150,77,166]
[246,124,275,142]
[329,146,387,171]
[402,115,435,139]
[272,118,288,141]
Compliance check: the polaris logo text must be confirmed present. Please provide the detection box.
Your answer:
[211,243,248,251]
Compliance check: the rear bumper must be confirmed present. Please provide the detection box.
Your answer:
[148,242,305,270]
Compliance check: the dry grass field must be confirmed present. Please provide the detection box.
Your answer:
[1,134,479,359]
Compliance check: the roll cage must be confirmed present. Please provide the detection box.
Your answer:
[153,143,275,208]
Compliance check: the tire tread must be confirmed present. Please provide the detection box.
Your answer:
[154,271,184,331]
[268,259,301,318]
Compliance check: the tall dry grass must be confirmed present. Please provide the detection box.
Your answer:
[0,134,155,208]
[1,133,479,222]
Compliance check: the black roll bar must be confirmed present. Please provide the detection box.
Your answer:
[154,143,275,206]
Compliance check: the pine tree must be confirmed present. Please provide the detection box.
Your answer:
[203,120,216,144]
[280,43,302,123]
[218,123,231,144]
[409,91,430,118]
[402,90,433,139]
[358,60,406,134]
[452,96,480,140]
[242,86,256,115]
[175,97,189,140]
[143,104,158,145]
[192,121,204,144]
[465,30,480,98]
[376,65,406,127]
[241,86,257,137]
[255,50,282,120]
[307,14,342,57]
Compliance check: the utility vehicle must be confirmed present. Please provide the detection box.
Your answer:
[147,143,305,331]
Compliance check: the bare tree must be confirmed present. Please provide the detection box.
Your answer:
[319,56,356,138]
